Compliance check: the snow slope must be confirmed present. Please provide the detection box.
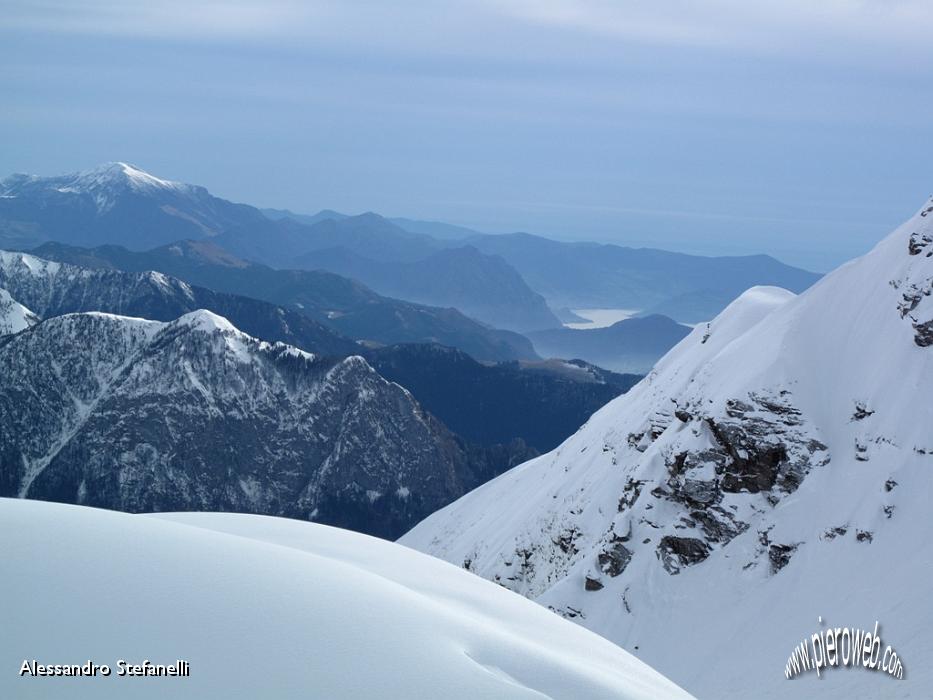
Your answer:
[0,288,38,334]
[0,498,693,700]
[403,197,933,699]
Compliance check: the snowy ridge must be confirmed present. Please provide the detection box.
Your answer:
[403,197,933,699]
[0,499,693,700]
[0,248,358,358]
[0,249,195,317]
[0,288,38,335]
[0,250,62,278]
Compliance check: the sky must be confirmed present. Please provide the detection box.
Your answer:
[2,1,932,271]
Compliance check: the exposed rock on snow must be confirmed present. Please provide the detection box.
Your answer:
[403,198,933,699]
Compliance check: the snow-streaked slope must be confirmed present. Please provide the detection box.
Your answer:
[403,198,933,699]
[0,288,37,334]
[0,308,486,538]
[0,499,694,700]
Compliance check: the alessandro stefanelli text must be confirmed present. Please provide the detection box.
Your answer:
[20,659,190,678]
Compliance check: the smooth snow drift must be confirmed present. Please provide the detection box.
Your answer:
[0,499,693,700]
[403,198,933,699]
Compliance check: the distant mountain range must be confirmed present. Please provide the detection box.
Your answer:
[0,162,823,376]
[457,231,822,324]
[2,163,820,334]
[297,243,560,332]
[1,249,631,456]
[29,241,537,363]
[268,206,821,324]
[263,207,479,240]
[0,164,559,333]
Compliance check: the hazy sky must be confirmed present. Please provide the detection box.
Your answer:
[3,1,932,271]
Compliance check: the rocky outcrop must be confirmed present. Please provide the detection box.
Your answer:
[597,538,634,577]
[768,543,798,574]
[908,230,932,256]
[914,320,933,347]
[657,536,711,574]
[400,198,933,700]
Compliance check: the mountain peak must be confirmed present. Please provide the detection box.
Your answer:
[71,162,186,199]
[0,162,190,214]
[173,308,241,336]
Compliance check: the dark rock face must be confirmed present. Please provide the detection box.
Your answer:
[657,536,711,574]
[908,231,932,256]
[555,527,583,555]
[689,508,749,544]
[914,320,933,347]
[597,540,633,577]
[649,393,827,552]
[822,526,847,540]
[894,268,933,347]
[619,478,648,511]
[704,393,827,495]
[0,312,507,539]
[620,389,830,577]
[852,402,874,421]
[584,576,605,591]
[768,543,798,574]
[710,420,786,493]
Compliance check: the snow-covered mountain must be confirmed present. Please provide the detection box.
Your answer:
[1,162,194,215]
[402,198,933,698]
[0,305,497,538]
[0,162,272,250]
[0,249,359,357]
[0,287,37,334]
[0,498,695,700]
